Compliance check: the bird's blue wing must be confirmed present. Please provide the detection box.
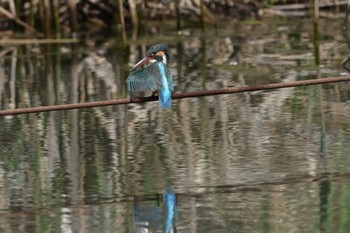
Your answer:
[126,69,157,95]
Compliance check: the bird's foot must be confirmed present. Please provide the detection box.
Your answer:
[130,96,138,102]
[152,91,159,97]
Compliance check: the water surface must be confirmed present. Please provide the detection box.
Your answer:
[0,17,350,232]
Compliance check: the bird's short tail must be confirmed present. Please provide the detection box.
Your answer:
[159,91,171,108]
[159,93,172,108]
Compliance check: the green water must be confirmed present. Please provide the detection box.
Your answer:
[0,17,350,232]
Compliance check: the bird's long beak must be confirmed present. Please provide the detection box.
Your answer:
[131,56,153,70]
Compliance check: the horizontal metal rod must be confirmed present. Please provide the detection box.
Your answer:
[0,38,79,45]
[0,75,349,116]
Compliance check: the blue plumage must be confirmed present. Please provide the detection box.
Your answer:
[131,187,177,233]
[126,44,174,108]
[157,62,172,108]
[163,187,176,233]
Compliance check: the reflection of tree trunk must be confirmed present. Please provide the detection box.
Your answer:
[131,25,138,43]
[41,0,52,37]
[10,49,17,109]
[174,0,181,32]
[178,99,194,183]
[0,72,3,104]
[201,38,207,90]
[123,105,130,195]
[68,48,81,206]
[115,44,128,98]
[67,0,78,33]
[217,95,231,177]
[46,45,55,105]
[0,52,11,205]
[176,42,183,84]
[317,69,325,157]
[319,180,330,232]
[344,0,350,47]
[200,0,205,32]
[52,0,60,37]
[340,0,350,71]
[46,44,60,187]
[118,0,126,45]
[312,0,320,66]
[129,0,139,29]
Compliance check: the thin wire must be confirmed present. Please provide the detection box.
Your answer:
[0,75,349,116]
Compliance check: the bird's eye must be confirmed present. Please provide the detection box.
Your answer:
[148,53,155,57]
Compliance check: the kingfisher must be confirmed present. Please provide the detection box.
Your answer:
[126,44,174,108]
[163,187,177,233]
[131,187,177,233]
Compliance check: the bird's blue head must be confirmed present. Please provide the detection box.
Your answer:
[131,44,170,70]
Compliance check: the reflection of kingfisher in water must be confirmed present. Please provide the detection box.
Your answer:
[132,187,177,233]
[163,187,176,233]
[126,44,174,108]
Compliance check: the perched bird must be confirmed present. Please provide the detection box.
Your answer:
[126,44,174,108]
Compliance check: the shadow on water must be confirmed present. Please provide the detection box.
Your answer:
[1,15,350,233]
